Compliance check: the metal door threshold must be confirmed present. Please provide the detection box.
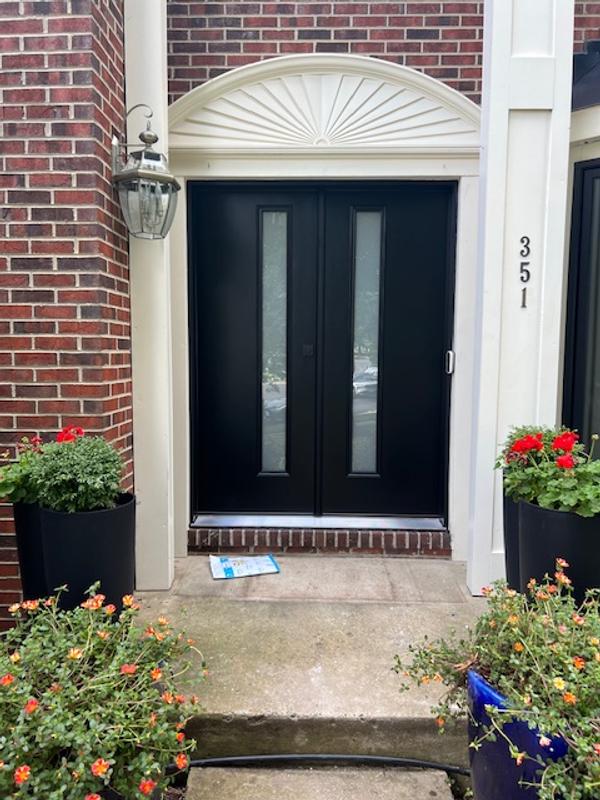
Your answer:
[191,514,444,530]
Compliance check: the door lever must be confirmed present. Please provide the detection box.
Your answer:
[445,350,455,375]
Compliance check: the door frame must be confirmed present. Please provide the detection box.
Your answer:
[187,179,458,521]
[163,55,480,563]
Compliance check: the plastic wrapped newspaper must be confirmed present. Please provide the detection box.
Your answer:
[209,554,281,580]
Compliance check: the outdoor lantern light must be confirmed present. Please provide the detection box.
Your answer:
[112,104,180,240]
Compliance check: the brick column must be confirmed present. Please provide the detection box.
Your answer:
[0,0,131,628]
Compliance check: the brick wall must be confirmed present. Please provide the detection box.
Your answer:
[0,0,131,629]
[167,1,600,106]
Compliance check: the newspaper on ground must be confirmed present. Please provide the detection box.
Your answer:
[209,554,281,580]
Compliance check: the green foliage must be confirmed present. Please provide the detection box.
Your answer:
[395,565,600,800]
[0,440,42,505]
[0,587,202,800]
[30,436,122,513]
[497,426,600,517]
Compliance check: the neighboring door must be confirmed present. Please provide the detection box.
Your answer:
[188,182,456,518]
[564,159,600,443]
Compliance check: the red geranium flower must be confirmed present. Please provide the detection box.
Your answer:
[556,454,575,469]
[56,425,84,443]
[552,431,579,452]
[510,433,544,455]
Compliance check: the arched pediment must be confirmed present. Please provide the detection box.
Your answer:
[168,55,480,155]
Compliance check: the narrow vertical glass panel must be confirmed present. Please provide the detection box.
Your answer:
[351,211,383,473]
[261,210,288,472]
[586,178,600,442]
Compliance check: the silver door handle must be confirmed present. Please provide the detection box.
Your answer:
[445,350,455,375]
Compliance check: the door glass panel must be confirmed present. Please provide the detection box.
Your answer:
[261,210,288,472]
[351,210,383,473]
[586,177,600,441]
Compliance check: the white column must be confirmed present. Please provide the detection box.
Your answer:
[467,0,574,592]
[124,0,175,590]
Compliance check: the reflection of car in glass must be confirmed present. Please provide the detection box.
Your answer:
[263,382,287,419]
[353,366,378,396]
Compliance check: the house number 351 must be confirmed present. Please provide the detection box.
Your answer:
[519,236,531,308]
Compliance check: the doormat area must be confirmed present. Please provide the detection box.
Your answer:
[188,528,451,557]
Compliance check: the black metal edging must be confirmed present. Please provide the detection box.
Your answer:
[166,753,470,777]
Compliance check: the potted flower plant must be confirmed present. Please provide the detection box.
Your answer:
[395,562,600,800]
[0,427,135,609]
[0,586,201,800]
[498,426,600,602]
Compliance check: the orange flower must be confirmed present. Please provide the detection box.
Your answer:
[97,630,110,641]
[139,778,157,796]
[14,765,31,785]
[81,594,105,611]
[23,698,39,714]
[138,778,156,794]
[507,614,519,625]
[481,586,492,596]
[175,693,186,704]
[573,656,586,671]
[0,673,15,687]
[144,626,156,639]
[556,557,569,569]
[150,667,162,682]
[513,642,524,653]
[90,758,110,777]
[68,647,84,660]
[21,599,39,611]
[122,594,134,607]
[104,604,116,615]
[49,682,61,693]
[85,795,102,800]
[161,691,174,704]
[157,616,170,626]
[120,663,138,675]
[8,603,20,614]
[149,712,158,727]
[435,716,445,728]
[515,752,525,767]
[555,572,572,586]
[176,731,185,743]
[563,691,577,705]
[175,753,188,770]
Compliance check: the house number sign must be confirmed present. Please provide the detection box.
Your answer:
[519,235,531,308]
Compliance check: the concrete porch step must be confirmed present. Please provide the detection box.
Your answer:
[187,767,455,800]
[139,556,482,767]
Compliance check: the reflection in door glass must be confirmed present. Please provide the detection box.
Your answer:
[261,210,288,472]
[352,211,383,473]
[586,178,600,441]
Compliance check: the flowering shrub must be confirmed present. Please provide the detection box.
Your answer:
[395,561,600,800]
[498,426,600,517]
[0,427,123,512]
[0,586,202,800]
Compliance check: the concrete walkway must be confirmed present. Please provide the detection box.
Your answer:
[139,555,482,772]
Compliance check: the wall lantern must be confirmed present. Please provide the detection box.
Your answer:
[112,104,181,240]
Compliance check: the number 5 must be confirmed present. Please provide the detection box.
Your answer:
[520,261,530,283]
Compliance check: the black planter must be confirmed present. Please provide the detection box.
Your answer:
[519,500,600,604]
[14,493,135,610]
[502,493,520,591]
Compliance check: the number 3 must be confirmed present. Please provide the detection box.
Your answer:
[520,236,530,258]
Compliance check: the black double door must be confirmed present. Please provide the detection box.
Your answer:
[189,182,456,518]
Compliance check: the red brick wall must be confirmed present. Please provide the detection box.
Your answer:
[167,1,600,106]
[0,0,131,629]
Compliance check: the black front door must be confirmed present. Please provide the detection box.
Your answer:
[189,182,456,518]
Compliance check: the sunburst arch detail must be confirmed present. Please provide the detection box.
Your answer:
[169,55,480,154]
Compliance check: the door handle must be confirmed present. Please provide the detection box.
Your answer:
[445,350,455,375]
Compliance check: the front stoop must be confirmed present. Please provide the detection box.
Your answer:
[138,556,482,775]
[188,528,452,556]
[187,767,454,800]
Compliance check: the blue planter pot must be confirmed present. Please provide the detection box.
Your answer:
[468,670,567,800]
